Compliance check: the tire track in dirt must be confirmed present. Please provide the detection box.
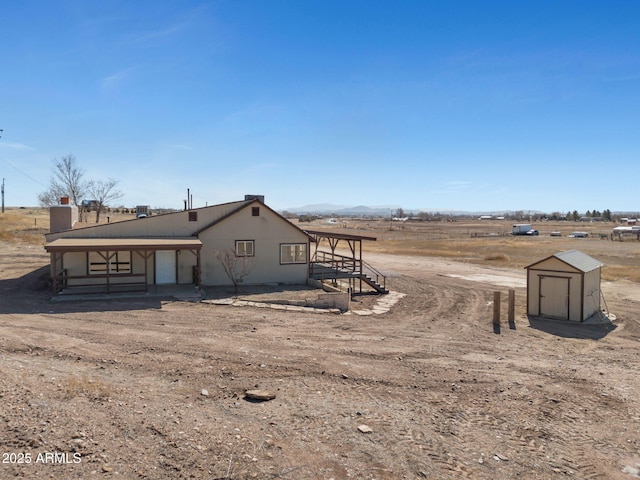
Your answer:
[3,240,640,478]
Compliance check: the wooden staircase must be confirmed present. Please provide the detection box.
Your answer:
[310,253,388,294]
[359,271,389,294]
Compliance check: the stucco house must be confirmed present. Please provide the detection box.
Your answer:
[44,195,312,295]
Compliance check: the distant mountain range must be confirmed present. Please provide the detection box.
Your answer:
[283,203,523,217]
[284,204,402,216]
[283,204,640,218]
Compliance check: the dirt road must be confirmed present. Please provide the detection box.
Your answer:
[1,241,640,479]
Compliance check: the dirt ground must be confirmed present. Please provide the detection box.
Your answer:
[1,237,640,479]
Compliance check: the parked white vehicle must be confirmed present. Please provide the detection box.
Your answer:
[512,223,534,235]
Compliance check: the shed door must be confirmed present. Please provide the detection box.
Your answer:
[539,276,570,320]
[155,250,176,284]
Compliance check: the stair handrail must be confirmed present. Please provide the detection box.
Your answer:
[361,260,386,291]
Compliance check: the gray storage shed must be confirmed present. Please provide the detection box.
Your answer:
[525,250,603,322]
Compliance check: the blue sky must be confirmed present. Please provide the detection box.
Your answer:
[1,1,639,213]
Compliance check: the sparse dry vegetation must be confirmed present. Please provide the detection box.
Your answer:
[63,375,113,400]
[483,252,510,263]
[1,209,640,479]
[0,208,49,243]
[313,217,640,282]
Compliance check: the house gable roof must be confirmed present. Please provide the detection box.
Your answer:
[44,198,312,243]
[194,198,312,239]
[525,249,603,273]
[45,200,250,241]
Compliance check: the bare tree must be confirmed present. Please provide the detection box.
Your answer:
[38,155,88,220]
[86,179,123,223]
[215,249,255,293]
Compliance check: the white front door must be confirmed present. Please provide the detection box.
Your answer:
[155,250,176,284]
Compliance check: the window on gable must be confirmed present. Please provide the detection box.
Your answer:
[280,243,307,264]
[252,206,260,216]
[88,251,131,274]
[188,211,198,222]
[235,240,255,257]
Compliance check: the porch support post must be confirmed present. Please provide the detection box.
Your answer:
[196,248,202,289]
[133,249,153,291]
[359,238,363,293]
[144,250,149,291]
[51,252,58,295]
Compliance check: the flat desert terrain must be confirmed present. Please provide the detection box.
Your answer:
[1,211,640,479]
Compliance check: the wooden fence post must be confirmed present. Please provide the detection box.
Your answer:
[508,289,515,323]
[493,291,501,326]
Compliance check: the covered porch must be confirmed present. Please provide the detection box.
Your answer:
[44,238,202,296]
[305,230,387,294]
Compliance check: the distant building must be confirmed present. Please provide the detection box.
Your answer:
[135,205,150,218]
[81,199,98,211]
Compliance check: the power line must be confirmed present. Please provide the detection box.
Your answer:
[0,128,47,187]
[0,130,48,209]
[0,157,49,187]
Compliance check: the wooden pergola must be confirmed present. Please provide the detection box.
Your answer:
[44,238,202,295]
[305,230,387,294]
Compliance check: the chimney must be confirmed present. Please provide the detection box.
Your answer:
[49,197,79,233]
[244,194,265,203]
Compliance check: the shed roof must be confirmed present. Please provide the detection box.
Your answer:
[525,249,603,273]
[44,237,202,252]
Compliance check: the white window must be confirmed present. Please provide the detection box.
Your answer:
[280,243,307,264]
[235,240,254,257]
[88,251,131,274]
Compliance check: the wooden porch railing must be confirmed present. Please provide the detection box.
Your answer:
[311,251,358,274]
[310,251,387,294]
[52,272,147,295]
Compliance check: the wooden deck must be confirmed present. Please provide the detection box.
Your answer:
[310,253,388,294]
